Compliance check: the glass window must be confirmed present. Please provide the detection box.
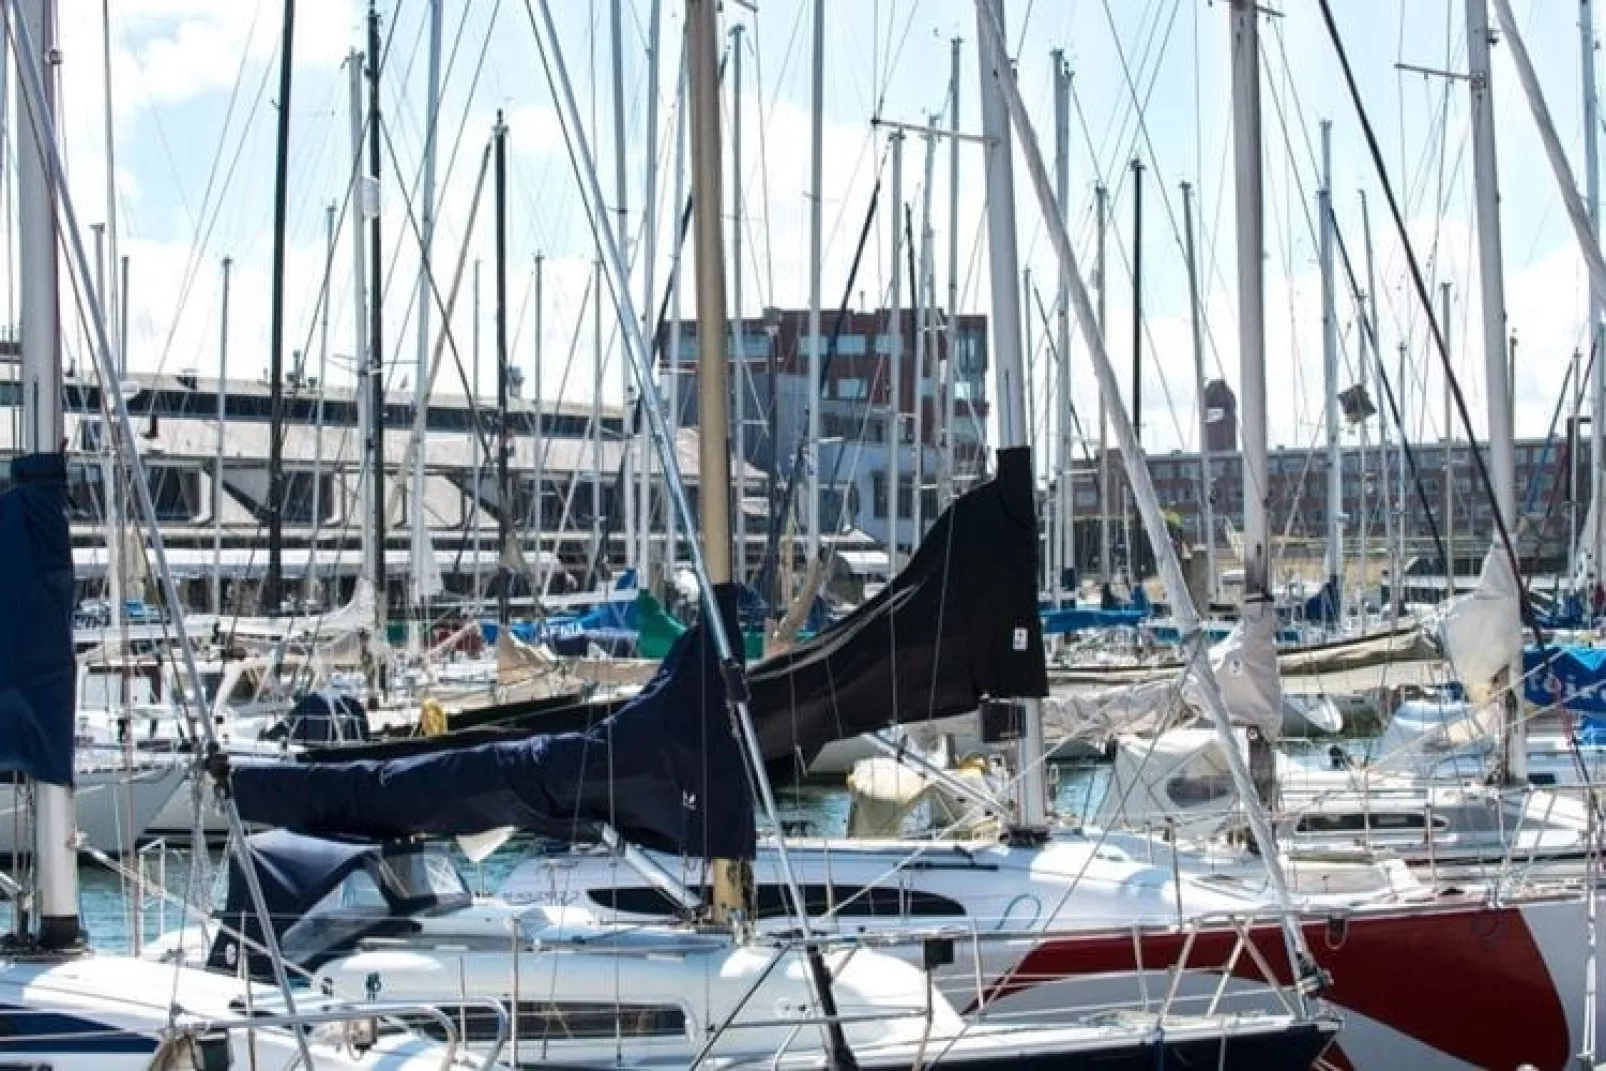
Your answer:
[379,851,470,903]
[411,1002,685,1044]
[832,333,868,357]
[835,377,867,401]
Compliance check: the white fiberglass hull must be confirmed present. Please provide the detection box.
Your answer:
[0,761,184,856]
[502,834,1598,1069]
[0,954,453,1068]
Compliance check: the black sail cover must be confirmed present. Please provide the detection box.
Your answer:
[0,454,75,788]
[228,587,755,859]
[752,445,1047,773]
[288,448,1047,779]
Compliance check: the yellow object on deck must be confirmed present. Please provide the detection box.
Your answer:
[419,697,448,737]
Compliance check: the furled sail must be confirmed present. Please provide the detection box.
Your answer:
[1426,547,1521,704]
[748,446,1048,774]
[0,454,75,787]
[226,587,755,860]
[1041,608,1284,742]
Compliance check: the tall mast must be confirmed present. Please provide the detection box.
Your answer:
[1398,340,1409,589]
[731,22,746,583]
[1229,0,1282,815]
[346,49,373,605]
[532,252,545,592]
[975,0,1316,980]
[1182,182,1216,603]
[1096,182,1111,584]
[92,225,121,630]
[974,0,1047,833]
[265,0,295,613]
[312,203,333,606]
[912,128,935,548]
[366,4,386,633]
[1234,0,1271,610]
[471,261,482,605]
[687,0,742,916]
[212,256,232,617]
[806,1,825,557]
[494,113,511,628]
[667,50,687,580]
[1127,156,1144,582]
[639,0,662,585]
[1587,0,1606,603]
[1464,0,1521,782]
[1441,281,1455,591]
[17,0,79,949]
[1053,51,1074,607]
[886,132,905,570]
[1319,119,1342,623]
[1360,192,1394,626]
[591,259,603,578]
[1575,345,1585,591]
[942,36,961,510]
[95,1,123,628]
[611,0,636,576]
[410,0,441,644]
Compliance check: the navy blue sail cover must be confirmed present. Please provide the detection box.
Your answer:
[0,454,75,787]
[229,587,755,859]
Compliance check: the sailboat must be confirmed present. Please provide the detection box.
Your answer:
[486,3,1606,1067]
[0,3,468,1064]
[185,1,1344,1066]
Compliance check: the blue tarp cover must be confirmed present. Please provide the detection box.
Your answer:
[1302,578,1340,626]
[230,588,755,860]
[207,830,376,975]
[262,691,372,745]
[0,454,75,787]
[1041,607,1147,636]
[1525,643,1606,716]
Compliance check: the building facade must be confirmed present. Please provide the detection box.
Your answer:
[664,305,993,555]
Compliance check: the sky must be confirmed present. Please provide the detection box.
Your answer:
[15,0,1605,470]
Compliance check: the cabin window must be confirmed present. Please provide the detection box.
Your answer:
[379,851,470,904]
[589,884,966,920]
[1295,811,1447,834]
[81,668,159,710]
[280,870,390,961]
[409,1002,686,1044]
[1163,751,1236,809]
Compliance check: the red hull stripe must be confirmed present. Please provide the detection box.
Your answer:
[985,905,1566,1069]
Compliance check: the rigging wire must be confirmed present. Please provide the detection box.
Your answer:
[1315,0,1547,665]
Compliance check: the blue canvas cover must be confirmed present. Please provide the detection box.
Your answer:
[207,830,376,975]
[262,691,371,745]
[0,454,75,787]
[228,587,754,860]
[1525,643,1606,717]
[1302,578,1340,626]
[1041,607,1147,637]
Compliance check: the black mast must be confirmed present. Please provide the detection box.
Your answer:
[366,5,386,621]
[265,0,295,613]
[1129,155,1144,579]
[494,113,511,626]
